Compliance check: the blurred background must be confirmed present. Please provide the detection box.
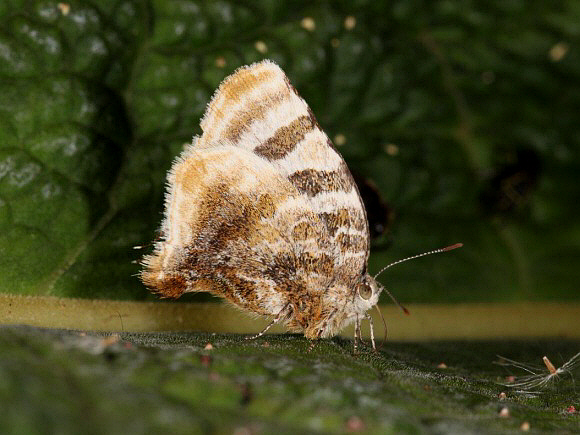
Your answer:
[1,0,579,305]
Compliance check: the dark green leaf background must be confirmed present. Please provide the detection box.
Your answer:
[3,326,580,434]
[1,0,579,302]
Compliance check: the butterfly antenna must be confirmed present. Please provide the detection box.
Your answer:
[373,243,462,315]
[374,243,463,280]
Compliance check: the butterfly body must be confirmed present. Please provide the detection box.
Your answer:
[141,60,382,339]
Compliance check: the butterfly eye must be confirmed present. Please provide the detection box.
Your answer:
[358,282,373,300]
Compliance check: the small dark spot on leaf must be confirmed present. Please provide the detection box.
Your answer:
[240,382,252,406]
[346,415,365,432]
[200,354,212,367]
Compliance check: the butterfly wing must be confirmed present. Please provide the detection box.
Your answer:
[199,60,370,285]
[142,60,371,335]
[141,143,332,318]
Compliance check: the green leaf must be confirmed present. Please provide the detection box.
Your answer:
[0,1,579,302]
[2,326,579,433]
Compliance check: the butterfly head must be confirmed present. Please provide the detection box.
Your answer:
[340,275,382,322]
[354,274,382,311]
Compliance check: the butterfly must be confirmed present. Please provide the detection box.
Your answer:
[141,60,415,349]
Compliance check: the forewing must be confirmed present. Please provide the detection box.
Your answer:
[199,60,370,281]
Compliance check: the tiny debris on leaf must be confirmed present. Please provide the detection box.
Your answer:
[57,3,70,15]
[344,16,356,30]
[102,334,120,348]
[200,354,212,367]
[254,41,268,54]
[384,143,399,156]
[346,415,365,432]
[334,133,347,146]
[232,427,251,435]
[240,383,252,406]
[301,17,316,32]
[215,56,226,68]
[549,42,569,62]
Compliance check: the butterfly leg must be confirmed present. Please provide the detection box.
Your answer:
[354,315,361,353]
[365,313,376,351]
[246,303,290,340]
[307,329,326,352]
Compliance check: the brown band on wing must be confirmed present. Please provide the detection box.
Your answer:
[335,233,368,254]
[223,90,288,143]
[255,193,277,219]
[266,251,334,280]
[202,68,277,132]
[287,162,352,198]
[295,252,335,276]
[291,221,317,241]
[254,115,316,160]
[318,207,366,236]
